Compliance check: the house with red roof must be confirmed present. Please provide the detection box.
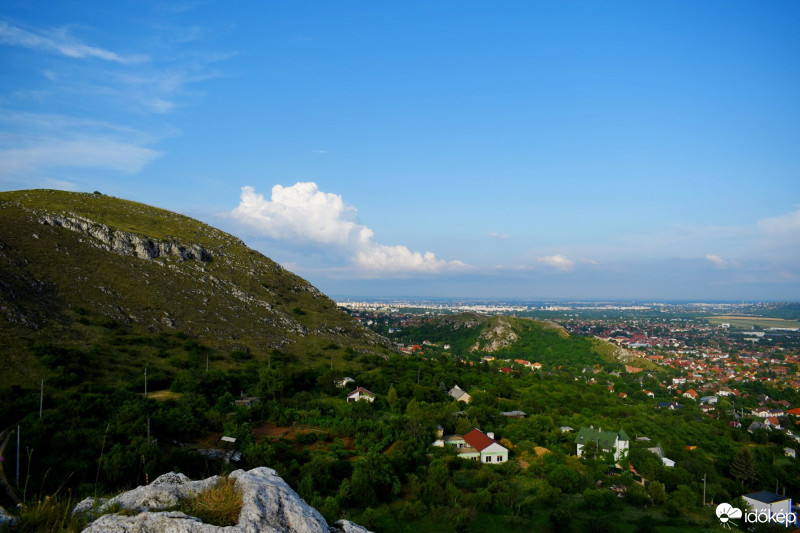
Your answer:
[462,428,509,464]
[346,387,376,403]
[436,429,509,464]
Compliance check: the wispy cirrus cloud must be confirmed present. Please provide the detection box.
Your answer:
[0,16,231,184]
[758,209,800,235]
[231,183,469,275]
[0,137,161,178]
[0,21,146,63]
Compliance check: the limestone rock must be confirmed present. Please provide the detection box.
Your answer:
[0,506,15,527]
[78,467,372,533]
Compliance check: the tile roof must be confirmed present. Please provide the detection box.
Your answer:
[462,429,496,451]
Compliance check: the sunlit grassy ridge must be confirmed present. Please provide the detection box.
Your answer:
[0,189,390,388]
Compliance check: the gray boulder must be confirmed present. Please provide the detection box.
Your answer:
[0,506,15,527]
[79,467,372,533]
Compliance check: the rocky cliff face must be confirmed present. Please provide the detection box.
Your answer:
[77,467,371,533]
[38,212,213,263]
[470,315,519,353]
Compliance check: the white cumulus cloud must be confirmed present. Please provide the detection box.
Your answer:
[231,183,468,274]
[537,254,575,272]
[705,254,729,269]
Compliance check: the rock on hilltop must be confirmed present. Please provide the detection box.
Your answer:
[78,467,371,533]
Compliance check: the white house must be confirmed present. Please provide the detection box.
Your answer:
[346,387,375,403]
[575,426,630,462]
[647,445,675,468]
[438,429,509,464]
[462,428,509,464]
[743,491,794,527]
[336,377,356,389]
[449,384,471,404]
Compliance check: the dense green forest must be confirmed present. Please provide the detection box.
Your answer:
[2,313,799,533]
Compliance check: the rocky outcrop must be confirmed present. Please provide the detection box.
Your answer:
[38,212,212,262]
[0,506,14,527]
[77,467,372,533]
[470,315,519,353]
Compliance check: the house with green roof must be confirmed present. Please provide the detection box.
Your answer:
[575,426,630,461]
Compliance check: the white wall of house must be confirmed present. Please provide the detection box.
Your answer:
[481,442,508,463]
[743,495,793,527]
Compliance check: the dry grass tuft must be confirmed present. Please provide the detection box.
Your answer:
[180,476,242,527]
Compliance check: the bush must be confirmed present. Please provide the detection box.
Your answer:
[181,477,242,526]
[296,432,318,445]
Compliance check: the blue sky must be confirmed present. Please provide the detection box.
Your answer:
[2,1,799,301]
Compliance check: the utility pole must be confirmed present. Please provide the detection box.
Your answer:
[206,352,209,374]
[145,367,150,441]
[703,474,707,506]
[39,379,43,418]
[15,426,20,486]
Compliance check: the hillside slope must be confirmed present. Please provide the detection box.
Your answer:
[394,313,652,369]
[0,190,390,387]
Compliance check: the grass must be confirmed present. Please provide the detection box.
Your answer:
[2,497,87,533]
[180,476,243,527]
[146,390,182,401]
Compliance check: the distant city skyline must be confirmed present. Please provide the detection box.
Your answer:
[1,2,799,300]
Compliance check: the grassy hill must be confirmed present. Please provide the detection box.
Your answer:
[0,189,391,388]
[383,313,653,370]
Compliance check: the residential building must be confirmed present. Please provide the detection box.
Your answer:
[436,428,509,464]
[575,426,630,461]
[346,387,375,403]
[742,492,793,527]
[449,384,471,404]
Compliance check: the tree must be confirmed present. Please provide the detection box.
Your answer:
[730,448,757,487]
[547,465,583,494]
[580,440,599,461]
[387,384,399,409]
[647,481,667,505]
[349,452,400,508]
[625,483,650,507]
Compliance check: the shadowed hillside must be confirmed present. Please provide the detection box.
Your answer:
[0,190,391,388]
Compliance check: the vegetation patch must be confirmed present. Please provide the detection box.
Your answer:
[180,477,242,527]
